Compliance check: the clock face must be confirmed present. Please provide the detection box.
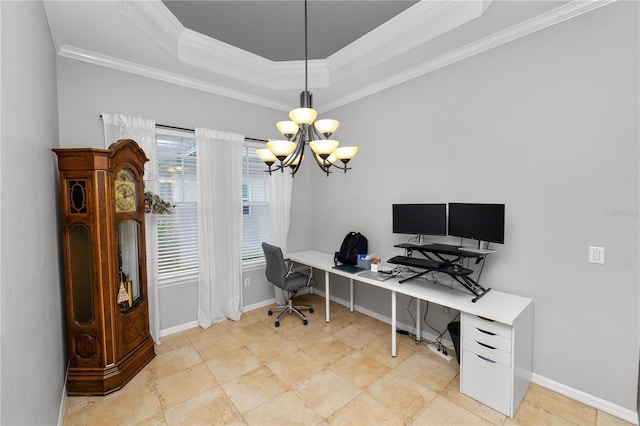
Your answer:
[114,168,137,213]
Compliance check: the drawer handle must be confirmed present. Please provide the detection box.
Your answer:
[478,315,495,323]
[476,354,496,363]
[476,327,496,336]
[477,341,496,350]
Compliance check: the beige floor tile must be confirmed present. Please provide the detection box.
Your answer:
[328,392,405,425]
[246,333,299,363]
[301,335,356,366]
[332,322,384,350]
[505,400,580,425]
[523,383,597,425]
[395,351,459,393]
[183,321,229,343]
[64,405,91,426]
[357,315,393,336]
[163,386,243,425]
[317,314,353,333]
[87,390,163,425]
[64,395,90,416]
[155,332,191,355]
[330,351,390,389]
[155,362,219,409]
[206,346,262,383]
[596,410,636,425]
[267,349,325,387]
[412,395,488,425]
[361,334,415,368]
[146,345,203,381]
[284,321,330,344]
[366,369,439,424]
[192,330,245,361]
[134,412,168,425]
[243,390,324,425]
[294,368,361,418]
[221,366,289,414]
[231,318,281,345]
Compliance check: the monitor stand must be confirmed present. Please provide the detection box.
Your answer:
[460,240,496,255]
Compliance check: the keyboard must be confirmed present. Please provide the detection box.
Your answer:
[387,255,443,270]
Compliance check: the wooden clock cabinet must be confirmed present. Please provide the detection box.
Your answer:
[53,139,155,395]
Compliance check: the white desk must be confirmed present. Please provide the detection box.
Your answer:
[288,250,534,417]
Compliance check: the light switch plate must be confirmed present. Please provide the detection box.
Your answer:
[589,246,605,264]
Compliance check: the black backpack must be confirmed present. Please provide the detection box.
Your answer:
[334,232,368,266]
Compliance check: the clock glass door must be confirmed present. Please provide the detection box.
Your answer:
[117,220,142,311]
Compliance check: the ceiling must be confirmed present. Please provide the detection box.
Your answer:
[43,1,610,112]
[163,1,419,62]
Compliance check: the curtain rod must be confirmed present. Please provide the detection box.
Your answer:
[98,115,267,143]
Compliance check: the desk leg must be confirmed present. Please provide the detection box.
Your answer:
[349,278,354,312]
[391,290,397,358]
[415,299,422,343]
[325,270,330,323]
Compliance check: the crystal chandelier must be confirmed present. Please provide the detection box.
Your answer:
[257,0,358,177]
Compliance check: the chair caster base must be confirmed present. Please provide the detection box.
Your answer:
[275,321,280,327]
[268,310,273,316]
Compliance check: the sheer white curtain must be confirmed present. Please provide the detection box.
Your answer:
[269,171,294,305]
[102,113,160,345]
[195,128,244,327]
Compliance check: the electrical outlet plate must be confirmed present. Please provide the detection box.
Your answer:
[589,246,605,264]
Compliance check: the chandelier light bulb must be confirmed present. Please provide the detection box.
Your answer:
[256,148,277,164]
[266,140,296,160]
[276,121,299,139]
[289,108,318,125]
[309,139,339,159]
[316,152,337,165]
[314,119,340,137]
[335,146,359,161]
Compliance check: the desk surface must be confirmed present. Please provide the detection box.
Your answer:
[288,250,532,326]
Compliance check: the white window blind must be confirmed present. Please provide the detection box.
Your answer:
[242,143,270,263]
[156,134,198,280]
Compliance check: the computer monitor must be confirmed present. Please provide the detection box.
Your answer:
[448,203,505,246]
[392,204,447,237]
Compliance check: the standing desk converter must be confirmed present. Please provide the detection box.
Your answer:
[288,249,534,418]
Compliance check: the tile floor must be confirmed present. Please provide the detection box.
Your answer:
[64,294,633,425]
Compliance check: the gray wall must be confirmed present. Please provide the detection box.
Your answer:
[0,2,66,424]
[300,1,639,412]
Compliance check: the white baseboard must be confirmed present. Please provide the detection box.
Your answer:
[57,362,69,426]
[532,374,639,425]
[159,320,199,338]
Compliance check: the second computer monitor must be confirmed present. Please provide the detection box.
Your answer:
[448,203,505,245]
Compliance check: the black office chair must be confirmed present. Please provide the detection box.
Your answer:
[262,242,316,327]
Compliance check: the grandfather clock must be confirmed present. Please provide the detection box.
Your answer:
[53,139,155,395]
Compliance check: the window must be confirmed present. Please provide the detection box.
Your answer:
[242,142,270,263]
[156,132,198,282]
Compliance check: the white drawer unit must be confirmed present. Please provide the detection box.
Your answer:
[460,307,534,418]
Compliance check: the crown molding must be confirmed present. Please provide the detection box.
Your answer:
[49,0,616,111]
[57,45,291,111]
[327,0,491,82]
[322,0,616,111]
